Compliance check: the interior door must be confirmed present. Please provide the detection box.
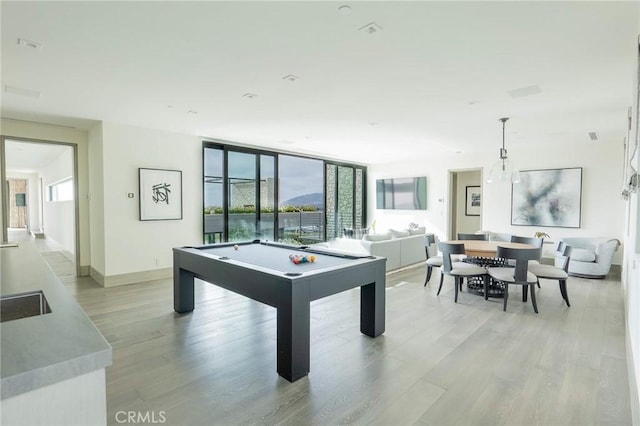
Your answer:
[8,179,28,229]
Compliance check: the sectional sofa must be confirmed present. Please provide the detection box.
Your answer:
[314,228,426,271]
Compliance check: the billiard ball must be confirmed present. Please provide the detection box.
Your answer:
[233,244,239,250]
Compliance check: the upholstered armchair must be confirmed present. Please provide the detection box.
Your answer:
[556,237,620,279]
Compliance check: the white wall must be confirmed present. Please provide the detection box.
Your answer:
[623,165,639,425]
[621,49,640,424]
[98,122,202,277]
[369,141,626,264]
[88,123,106,276]
[41,147,75,255]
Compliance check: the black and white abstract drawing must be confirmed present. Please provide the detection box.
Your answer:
[139,168,183,221]
[511,167,582,228]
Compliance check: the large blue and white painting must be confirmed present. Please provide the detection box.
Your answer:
[511,167,582,228]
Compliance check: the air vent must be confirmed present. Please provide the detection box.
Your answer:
[4,85,41,99]
[17,38,41,50]
[588,132,598,141]
[282,75,299,82]
[359,22,383,34]
[507,85,542,98]
[242,93,257,99]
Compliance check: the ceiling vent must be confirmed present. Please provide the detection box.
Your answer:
[588,132,598,141]
[507,85,542,98]
[242,93,257,99]
[4,85,41,99]
[282,75,299,82]
[17,38,41,50]
[359,22,383,34]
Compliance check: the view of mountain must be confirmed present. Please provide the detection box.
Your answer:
[282,192,323,208]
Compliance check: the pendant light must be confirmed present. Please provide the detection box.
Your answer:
[487,117,520,184]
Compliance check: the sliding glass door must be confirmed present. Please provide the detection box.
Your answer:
[203,142,364,244]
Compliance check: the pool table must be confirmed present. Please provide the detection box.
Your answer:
[173,240,386,382]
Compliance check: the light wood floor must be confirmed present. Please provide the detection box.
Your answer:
[22,231,632,425]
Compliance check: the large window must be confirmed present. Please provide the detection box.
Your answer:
[278,155,324,244]
[48,177,74,202]
[203,142,364,244]
[203,147,223,243]
[325,163,366,239]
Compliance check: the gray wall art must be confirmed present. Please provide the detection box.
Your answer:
[511,167,582,228]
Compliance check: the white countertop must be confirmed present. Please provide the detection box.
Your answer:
[0,241,112,399]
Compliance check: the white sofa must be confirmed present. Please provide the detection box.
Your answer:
[314,228,426,271]
[555,237,620,279]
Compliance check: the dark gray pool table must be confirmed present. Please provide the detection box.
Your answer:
[173,240,386,382]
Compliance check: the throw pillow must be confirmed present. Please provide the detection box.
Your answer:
[363,231,392,242]
[570,248,596,262]
[409,226,426,235]
[390,228,411,238]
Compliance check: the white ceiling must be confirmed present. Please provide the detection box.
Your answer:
[5,139,71,174]
[1,1,639,165]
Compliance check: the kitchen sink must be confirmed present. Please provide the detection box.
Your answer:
[0,291,52,323]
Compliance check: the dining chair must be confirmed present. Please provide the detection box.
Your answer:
[437,242,488,303]
[529,244,573,307]
[510,235,544,247]
[487,246,542,313]
[457,233,488,241]
[509,236,544,283]
[424,234,442,286]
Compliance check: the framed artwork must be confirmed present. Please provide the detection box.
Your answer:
[511,167,582,228]
[139,168,182,221]
[465,186,481,216]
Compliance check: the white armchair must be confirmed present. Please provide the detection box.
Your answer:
[555,237,620,279]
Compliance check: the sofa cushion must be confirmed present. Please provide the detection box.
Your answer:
[409,226,426,235]
[390,228,411,238]
[363,231,392,242]
[571,248,596,262]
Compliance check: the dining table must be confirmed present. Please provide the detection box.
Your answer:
[444,239,537,297]
[445,240,535,257]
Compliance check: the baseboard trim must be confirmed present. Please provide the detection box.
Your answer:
[102,267,173,287]
[626,326,639,426]
[78,265,90,276]
[90,267,105,286]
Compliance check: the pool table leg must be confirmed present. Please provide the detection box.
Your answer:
[174,266,195,313]
[276,286,310,382]
[360,268,386,337]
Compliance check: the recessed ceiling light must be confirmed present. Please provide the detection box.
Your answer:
[359,22,383,34]
[4,85,41,99]
[282,75,299,82]
[17,38,41,49]
[242,93,257,99]
[187,109,198,115]
[588,132,598,141]
[338,5,352,15]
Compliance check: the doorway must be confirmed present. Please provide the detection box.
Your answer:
[1,137,80,275]
[448,168,483,239]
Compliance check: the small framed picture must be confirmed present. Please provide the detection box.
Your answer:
[139,168,183,221]
[465,186,481,216]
